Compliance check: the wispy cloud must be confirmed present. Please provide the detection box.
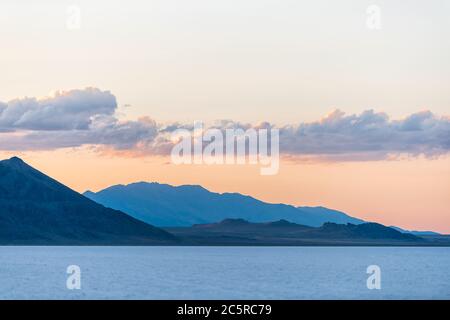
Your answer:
[1,88,449,161]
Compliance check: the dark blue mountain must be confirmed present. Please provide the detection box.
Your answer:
[390,226,441,236]
[84,182,365,227]
[0,157,176,245]
[165,219,424,245]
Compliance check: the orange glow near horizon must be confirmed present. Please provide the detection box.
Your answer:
[2,149,449,234]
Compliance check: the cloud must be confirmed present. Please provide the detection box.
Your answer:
[278,109,450,160]
[0,116,159,152]
[0,88,449,161]
[0,88,116,131]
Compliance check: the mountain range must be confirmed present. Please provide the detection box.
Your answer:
[84,182,364,227]
[165,219,424,246]
[0,157,447,246]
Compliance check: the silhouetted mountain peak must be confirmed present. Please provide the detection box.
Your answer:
[0,157,177,245]
[2,156,28,169]
[7,156,23,163]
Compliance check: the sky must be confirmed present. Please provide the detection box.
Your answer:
[1,0,449,232]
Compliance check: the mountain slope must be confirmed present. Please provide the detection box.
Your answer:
[84,182,364,227]
[390,226,441,236]
[165,219,425,246]
[0,157,176,245]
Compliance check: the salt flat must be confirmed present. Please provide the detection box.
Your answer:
[0,246,448,299]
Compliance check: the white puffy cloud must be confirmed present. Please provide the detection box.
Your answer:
[0,88,116,131]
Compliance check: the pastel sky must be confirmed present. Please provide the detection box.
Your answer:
[1,0,449,232]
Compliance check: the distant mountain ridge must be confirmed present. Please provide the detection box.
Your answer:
[390,226,441,236]
[84,182,365,227]
[165,219,425,246]
[0,157,176,245]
